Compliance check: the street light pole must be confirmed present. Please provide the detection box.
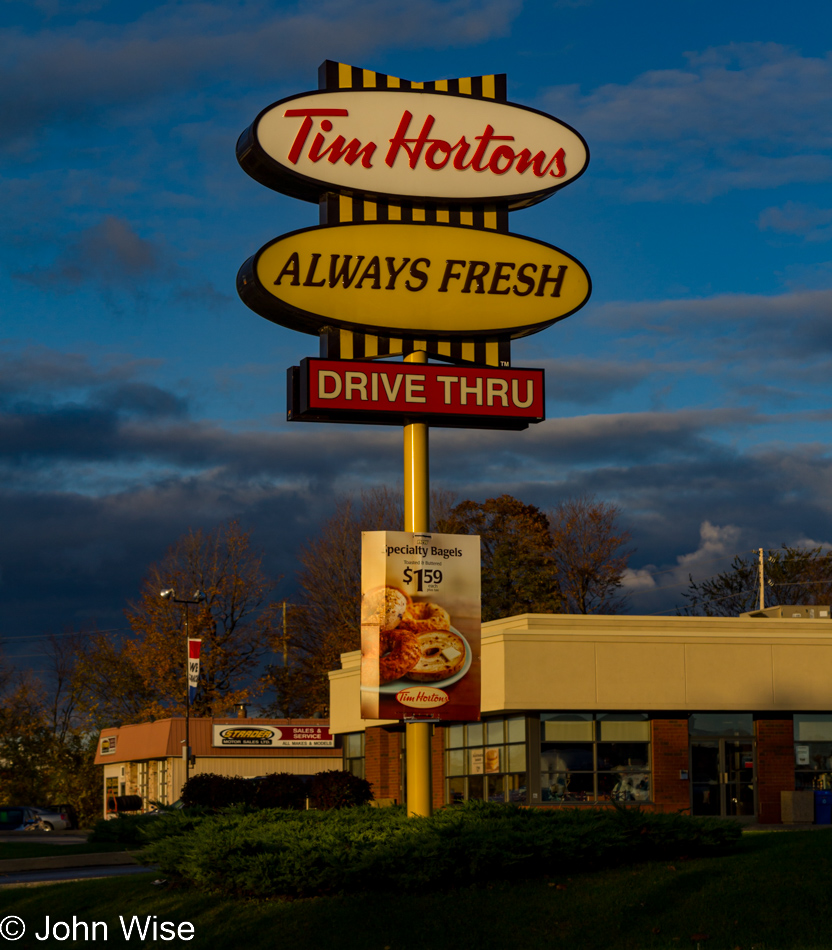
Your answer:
[160,589,205,774]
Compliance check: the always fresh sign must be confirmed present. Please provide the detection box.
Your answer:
[238,89,588,207]
[239,222,590,339]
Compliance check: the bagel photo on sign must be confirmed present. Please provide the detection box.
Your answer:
[360,531,481,721]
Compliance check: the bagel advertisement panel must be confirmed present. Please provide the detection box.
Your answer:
[360,530,481,721]
[238,222,591,339]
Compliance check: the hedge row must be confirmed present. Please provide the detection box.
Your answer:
[180,770,372,810]
[88,770,372,846]
[138,801,743,899]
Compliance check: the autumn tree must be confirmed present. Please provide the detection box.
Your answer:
[548,495,633,614]
[72,629,157,728]
[122,521,279,720]
[437,494,560,621]
[263,487,405,717]
[0,673,53,804]
[680,545,832,617]
[0,636,101,823]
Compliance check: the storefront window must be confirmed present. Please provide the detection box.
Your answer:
[444,718,527,804]
[158,760,168,805]
[794,715,832,790]
[138,762,149,809]
[541,713,651,804]
[343,732,365,779]
[689,714,754,737]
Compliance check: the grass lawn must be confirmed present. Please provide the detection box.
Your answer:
[0,841,126,861]
[1,830,830,949]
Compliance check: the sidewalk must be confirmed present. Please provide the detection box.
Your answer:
[0,852,140,873]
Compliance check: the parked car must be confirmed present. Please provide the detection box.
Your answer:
[147,799,185,816]
[29,806,71,832]
[105,794,143,818]
[0,806,40,831]
[46,803,79,830]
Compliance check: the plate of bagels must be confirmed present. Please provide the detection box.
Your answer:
[361,585,471,692]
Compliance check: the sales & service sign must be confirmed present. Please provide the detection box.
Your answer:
[212,725,334,748]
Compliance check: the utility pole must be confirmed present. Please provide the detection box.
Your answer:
[758,548,765,611]
[159,589,206,773]
[282,599,289,668]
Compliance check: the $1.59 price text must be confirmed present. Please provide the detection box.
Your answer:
[402,567,443,590]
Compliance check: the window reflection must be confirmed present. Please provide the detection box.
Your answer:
[540,714,651,804]
[443,718,527,805]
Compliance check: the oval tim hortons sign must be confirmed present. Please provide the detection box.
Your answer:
[237,89,589,209]
[237,222,591,339]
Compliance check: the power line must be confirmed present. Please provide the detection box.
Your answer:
[1,627,130,643]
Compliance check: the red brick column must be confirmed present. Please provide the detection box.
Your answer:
[431,726,445,810]
[364,727,402,803]
[651,719,691,813]
[756,719,793,824]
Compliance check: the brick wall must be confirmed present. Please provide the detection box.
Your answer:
[756,719,793,824]
[432,727,445,809]
[651,719,691,813]
[364,727,402,803]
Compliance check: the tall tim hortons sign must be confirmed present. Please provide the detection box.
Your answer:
[237,61,590,429]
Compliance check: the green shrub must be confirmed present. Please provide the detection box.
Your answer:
[251,773,307,810]
[180,773,253,809]
[180,770,365,811]
[138,801,741,899]
[88,814,159,847]
[308,770,373,809]
[89,807,208,847]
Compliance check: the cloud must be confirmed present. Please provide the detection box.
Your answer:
[540,357,655,405]
[3,343,832,638]
[620,567,656,591]
[589,288,832,359]
[0,0,523,146]
[540,43,832,200]
[758,202,832,243]
[675,520,743,576]
[0,346,161,399]
[14,216,162,290]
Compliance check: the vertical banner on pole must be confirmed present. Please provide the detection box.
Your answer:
[187,638,202,704]
[360,531,481,721]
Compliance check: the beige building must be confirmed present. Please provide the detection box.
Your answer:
[94,717,341,815]
[329,611,832,822]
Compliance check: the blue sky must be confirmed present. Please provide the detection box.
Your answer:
[3,0,832,660]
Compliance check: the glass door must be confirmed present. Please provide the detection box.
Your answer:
[724,739,755,817]
[690,739,755,817]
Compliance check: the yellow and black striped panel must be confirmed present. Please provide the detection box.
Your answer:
[319,193,508,232]
[317,60,507,102]
[319,327,511,369]
[314,61,512,368]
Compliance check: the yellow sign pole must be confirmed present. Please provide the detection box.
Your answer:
[403,349,433,818]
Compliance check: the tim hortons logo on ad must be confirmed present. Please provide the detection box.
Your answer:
[289,359,545,431]
[237,90,589,207]
[238,222,591,339]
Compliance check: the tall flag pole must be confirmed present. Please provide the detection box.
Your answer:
[187,638,202,705]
